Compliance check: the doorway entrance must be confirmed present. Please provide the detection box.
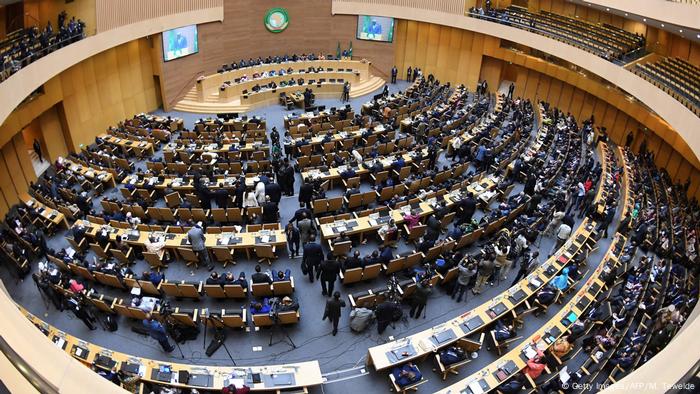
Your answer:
[20,119,50,176]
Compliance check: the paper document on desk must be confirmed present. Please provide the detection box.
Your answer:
[559,366,570,384]
[468,380,484,394]
[523,346,537,359]
[54,338,65,349]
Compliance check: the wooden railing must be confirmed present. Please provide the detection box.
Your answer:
[96,0,224,32]
[332,0,465,15]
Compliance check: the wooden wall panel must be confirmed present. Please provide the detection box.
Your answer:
[0,153,16,216]
[59,38,158,150]
[394,21,488,90]
[558,83,573,114]
[38,106,69,162]
[479,57,503,93]
[2,142,28,199]
[548,79,563,108]
[12,134,36,187]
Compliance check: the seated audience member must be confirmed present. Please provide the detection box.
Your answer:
[141,271,164,287]
[438,345,467,366]
[494,320,515,341]
[523,348,546,379]
[251,264,272,284]
[274,269,292,281]
[231,272,248,287]
[206,271,225,285]
[550,335,574,360]
[391,363,422,388]
[250,299,271,315]
[536,284,558,306]
[343,250,363,271]
[276,295,300,312]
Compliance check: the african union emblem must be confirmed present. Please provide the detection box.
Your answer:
[264,8,289,33]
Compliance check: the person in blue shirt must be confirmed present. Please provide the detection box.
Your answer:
[274,269,292,282]
[368,20,382,38]
[391,363,422,388]
[142,270,164,287]
[142,314,174,352]
[392,156,405,171]
[475,144,487,167]
[551,267,570,291]
[250,298,271,315]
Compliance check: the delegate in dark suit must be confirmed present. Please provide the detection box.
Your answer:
[323,293,346,335]
[317,257,341,296]
[265,182,282,203]
[298,181,314,209]
[302,241,324,282]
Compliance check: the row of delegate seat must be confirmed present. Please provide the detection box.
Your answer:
[470,6,645,61]
[633,57,700,116]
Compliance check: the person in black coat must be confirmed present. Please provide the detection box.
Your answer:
[285,222,301,258]
[376,301,400,334]
[302,235,324,282]
[234,179,246,208]
[343,250,363,271]
[298,177,314,209]
[318,254,341,296]
[458,193,476,225]
[261,197,279,223]
[425,214,441,242]
[323,291,346,335]
[265,181,282,203]
[251,265,272,284]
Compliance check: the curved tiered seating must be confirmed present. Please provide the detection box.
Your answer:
[469,6,646,62]
[633,57,700,115]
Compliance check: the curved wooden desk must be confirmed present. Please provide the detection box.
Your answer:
[196,59,370,97]
[366,220,596,371]
[435,233,627,393]
[18,306,323,392]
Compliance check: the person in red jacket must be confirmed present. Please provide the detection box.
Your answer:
[524,349,546,379]
[222,383,250,394]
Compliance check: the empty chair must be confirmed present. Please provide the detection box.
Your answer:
[211,246,236,267]
[255,244,277,265]
[177,247,201,268]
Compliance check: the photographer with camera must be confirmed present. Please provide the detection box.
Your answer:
[452,256,477,303]
[472,246,496,295]
[409,278,432,319]
[142,313,174,353]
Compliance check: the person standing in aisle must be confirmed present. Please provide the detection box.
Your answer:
[391,66,397,83]
[187,222,213,271]
[323,291,346,336]
[143,314,174,352]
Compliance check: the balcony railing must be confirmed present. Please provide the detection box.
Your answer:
[332,0,466,15]
[0,31,86,83]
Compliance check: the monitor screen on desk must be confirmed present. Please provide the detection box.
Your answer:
[356,15,394,43]
[162,25,199,61]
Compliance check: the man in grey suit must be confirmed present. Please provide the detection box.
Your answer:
[297,212,314,245]
[187,222,213,271]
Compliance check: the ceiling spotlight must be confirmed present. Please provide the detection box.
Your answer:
[624,13,628,16]
[661,24,665,27]
[606,8,610,11]
[643,18,646,22]
[679,29,683,33]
